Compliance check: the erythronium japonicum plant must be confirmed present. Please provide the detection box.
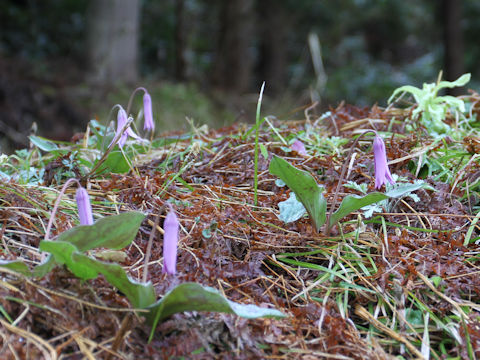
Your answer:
[75,186,94,226]
[0,179,286,339]
[44,178,94,243]
[142,91,154,132]
[126,87,155,133]
[291,139,307,155]
[163,204,179,275]
[373,133,395,189]
[109,105,142,148]
[270,130,393,234]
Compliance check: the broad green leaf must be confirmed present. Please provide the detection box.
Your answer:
[71,253,156,308]
[330,193,388,227]
[385,181,431,198]
[278,192,306,223]
[29,135,59,152]
[39,240,156,308]
[96,150,131,174]
[57,212,145,252]
[39,240,98,279]
[32,255,56,277]
[269,155,326,231]
[151,134,190,148]
[0,260,32,277]
[147,283,286,342]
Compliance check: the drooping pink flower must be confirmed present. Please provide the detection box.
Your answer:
[291,139,307,155]
[143,91,154,132]
[109,106,142,148]
[75,187,94,225]
[373,134,395,189]
[163,205,179,275]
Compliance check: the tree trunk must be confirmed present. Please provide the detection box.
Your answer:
[174,0,187,81]
[257,0,288,94]
[442,0,465,96]
[212,0,254,93]
[86,0,140,86]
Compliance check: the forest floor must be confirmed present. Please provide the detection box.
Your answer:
[1,90,480,359]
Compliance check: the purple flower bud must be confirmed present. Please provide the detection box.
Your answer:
[143,92,155,132]
[163,205,179,275]
[75,187,94,225]
[373,134,395,189]
[291,139,307,155]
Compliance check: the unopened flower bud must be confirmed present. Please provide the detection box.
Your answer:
[163,205,179,275]
[75,187,94,225]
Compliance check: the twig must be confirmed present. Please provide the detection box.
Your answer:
[325,130,375,234]
[143,214,160,283]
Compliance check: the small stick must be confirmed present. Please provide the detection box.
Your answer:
[106,313,133,360]
[326,130,375,234]
[143,214,160,283]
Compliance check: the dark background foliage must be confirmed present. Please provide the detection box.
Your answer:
[0,0,477,152]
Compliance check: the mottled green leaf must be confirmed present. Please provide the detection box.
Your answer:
[330,193,388,227]
[269,155,326,231]
[147,283,286,342]
[57,212,145,252]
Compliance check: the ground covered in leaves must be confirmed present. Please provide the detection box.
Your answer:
[2,91,480,359]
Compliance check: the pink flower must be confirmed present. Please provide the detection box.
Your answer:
[109,106,142,148]
[291,139,307,155]
[373,134,395,189]
[143,92,154,132]
[75,187,94,225]
[163,205,179,275]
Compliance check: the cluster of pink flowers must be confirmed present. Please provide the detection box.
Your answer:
[110,88,155,148]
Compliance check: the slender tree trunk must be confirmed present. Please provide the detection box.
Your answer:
[442,0,465,95]
[212,0,254,93]
[86,0,140,86]
[174,0,187,81]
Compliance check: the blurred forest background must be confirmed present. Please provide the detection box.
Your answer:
[0,0,478,153]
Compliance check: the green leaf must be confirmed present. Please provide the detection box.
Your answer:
[29,135,59,152]
[96,150,131,174]
[434,95,466,112]
[57,212,145,252]
[330,193,388,227]
[388,85,423,104]
[32,255,56,277]
[385,181,431,198]
[259,143,269,160]
[437,73,470,90]
[269,155,327,231]
[430,276,442,288]
[39,241,156,308]
[278,192,306,223]
[0,260,32,276]
[147,283,286,342]
[71,253,156,308]
[39,241,98,279]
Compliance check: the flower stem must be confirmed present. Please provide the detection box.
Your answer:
[325,130,375,234]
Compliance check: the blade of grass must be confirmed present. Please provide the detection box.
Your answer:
[254,82,265,206]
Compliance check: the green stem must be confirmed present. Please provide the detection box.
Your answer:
[254,82,265,207]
